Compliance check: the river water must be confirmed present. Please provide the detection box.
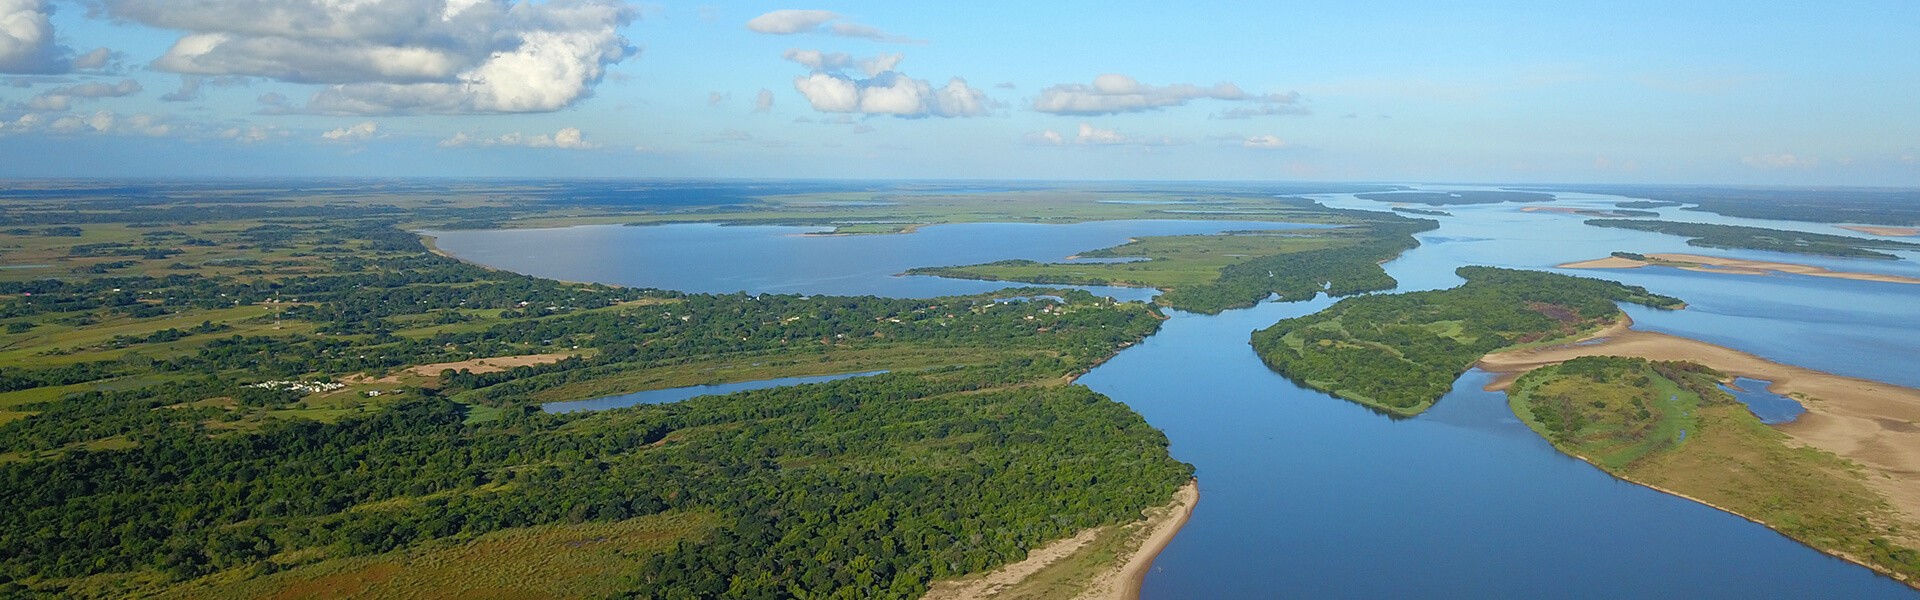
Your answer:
[430,187,1920,597]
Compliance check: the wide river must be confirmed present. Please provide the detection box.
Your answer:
[430,187,1920,597]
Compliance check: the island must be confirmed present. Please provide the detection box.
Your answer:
[1585,219,1920,259]
[1484,331,1920,585]
[1247,267,1684,416]
[907,208,1437,314]
[1355,191,1557,205]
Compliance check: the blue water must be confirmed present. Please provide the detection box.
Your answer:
[541,371,887,413]
[427,220,1330,302]
[433,187,1920,597]
[1718,377,1808,424]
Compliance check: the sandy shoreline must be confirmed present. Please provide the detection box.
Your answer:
[1560,252,1920,286]
[1477,316,1920,531]
[1095,480,1198,600]
[1840,225,1920,237]
[920,480,1198,600]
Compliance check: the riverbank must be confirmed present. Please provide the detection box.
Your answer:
[920,480,1198,600]
[1560,252,1920,286]
[1840,225,1920,238]
[1477,317,1920,559]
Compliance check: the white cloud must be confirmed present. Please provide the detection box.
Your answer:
[746,9,839,34]
[100,0,637,115]
[753,88,774,113]
[218,124,283,143]
[1033,74,1301,116]
[708,91,729,106]
[0,110,172,137]
[1025,123,1185,147]
[321,121,378,142]
[0,0,60,74]
[1741,153,1817,169]
[439,126,598,149]
[746,9,919,43]
[1240,135,1287,149]
[19,78,142,111]
[785,51,992,118]
[160,74,247,102]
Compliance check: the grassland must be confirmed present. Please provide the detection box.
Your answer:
[1510,357,1920,585]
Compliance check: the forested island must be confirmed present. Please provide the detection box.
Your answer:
[1585,219,1920,259]
[0,192,1192,599]
[1248,267,1683,416]
[908,208,1437,314]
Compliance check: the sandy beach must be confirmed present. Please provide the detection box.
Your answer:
[1560,253,1920,286]
[920,480,1198,600]
[1478,317,1920,527]
[1839,225,1920,238]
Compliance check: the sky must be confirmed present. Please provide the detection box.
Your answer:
[0,0,1916,184]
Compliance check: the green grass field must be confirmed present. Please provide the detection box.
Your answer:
[1510,357,1920,581]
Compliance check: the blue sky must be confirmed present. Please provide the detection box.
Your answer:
[0,0,1915,184]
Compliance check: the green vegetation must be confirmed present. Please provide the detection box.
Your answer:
[910,212,1437,314]
[1249,267,1683,416]
[1586,219,1920,259]
[0,192,1193,599]
[1392,207,1453,217]
[1510,356,1920,582]
[1355,191,1555,205]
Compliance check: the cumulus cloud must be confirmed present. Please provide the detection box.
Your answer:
[321,121,378,142]
[1033,74,1302,116]
[439,126,598,149]
[753,88,774,113]
[99,0,638,115]
[785,50,992,118]
[0,1,117,74]
[1025,123,1185,147]
[0,0,61,74]
[746,9,919,43]
[707,91,729,106]
[0,110,173,137]
[1741,153,1818,169]
[19,78,141,111]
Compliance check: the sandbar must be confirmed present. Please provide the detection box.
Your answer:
[405,353,576,377]
[1478,317,1920,528]
[920,479,1198,600]
[1840,225,1920,238]
[1560,252,1920,286]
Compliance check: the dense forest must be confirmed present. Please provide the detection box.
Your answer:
[1586,219,1920,259]
[1508,356,1920,582]
[1249,267,1683,416]
[0,205,1189,598]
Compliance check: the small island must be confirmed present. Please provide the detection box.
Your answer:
[1248,267,1684,416]
[1585,219,1920,259]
